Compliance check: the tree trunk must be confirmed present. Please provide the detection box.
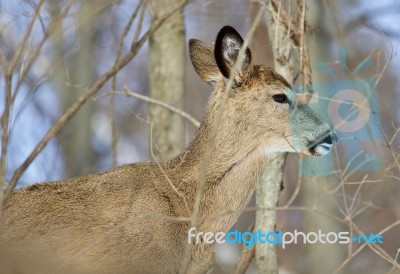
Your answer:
[50,0,103,178]
[255,2,302,273]
[255,155,286,274]
[149,0,185,161]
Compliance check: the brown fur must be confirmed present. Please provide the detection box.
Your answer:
[0,26,335,273]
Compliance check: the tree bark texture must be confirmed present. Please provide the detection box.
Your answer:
[50,0,105,178]
[255,2,298,273]
[149,0,185,161]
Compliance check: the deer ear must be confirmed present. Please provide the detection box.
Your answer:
[189,39,222,86]
[214,26,252,83]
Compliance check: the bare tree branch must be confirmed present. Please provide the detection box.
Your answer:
[121,86,200,128]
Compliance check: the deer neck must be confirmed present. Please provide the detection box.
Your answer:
[164,94,269,232]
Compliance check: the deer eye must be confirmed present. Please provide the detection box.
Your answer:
[272,94,288,104]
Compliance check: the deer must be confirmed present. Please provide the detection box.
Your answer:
[0,26,337,274]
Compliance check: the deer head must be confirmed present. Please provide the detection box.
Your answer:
[189,26,337,157]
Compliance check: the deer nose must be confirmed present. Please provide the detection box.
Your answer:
[321,131,338,146]
[312,131,338,156]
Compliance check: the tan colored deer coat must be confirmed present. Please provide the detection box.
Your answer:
[0,26,336,274]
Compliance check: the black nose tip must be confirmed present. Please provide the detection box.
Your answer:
[321,132,338,145]
[331,131,338,143]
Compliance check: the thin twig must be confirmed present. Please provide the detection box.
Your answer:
[14,0,74,97]
[132,0,148,47]
[149,123,190,213]
[121,86,200,127]
[334,220,400,273]
[8,0,46,73]
[233,223,256,274]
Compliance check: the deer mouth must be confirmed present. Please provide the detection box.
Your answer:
[309,143,333,156]
[308,132,337,156]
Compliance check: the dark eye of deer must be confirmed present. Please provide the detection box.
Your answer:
[272,94,288,104]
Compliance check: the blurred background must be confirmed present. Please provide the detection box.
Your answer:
[0,0,399,273]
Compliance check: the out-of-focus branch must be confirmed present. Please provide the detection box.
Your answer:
[0,47,7,70]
